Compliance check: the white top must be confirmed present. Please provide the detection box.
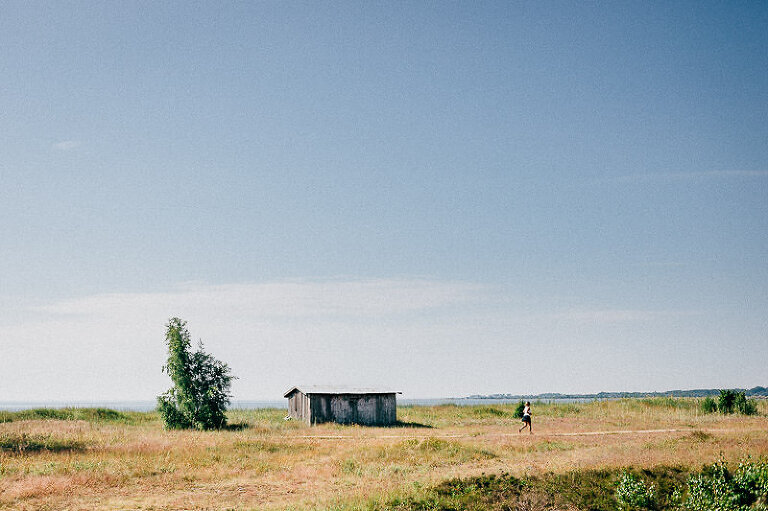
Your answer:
[523,405,531,416]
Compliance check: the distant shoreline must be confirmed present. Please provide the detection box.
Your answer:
[3,387,765,412]
[0,398,531,412]
[467,385,768,400]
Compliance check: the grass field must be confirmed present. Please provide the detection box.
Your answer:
[1,399,766,510]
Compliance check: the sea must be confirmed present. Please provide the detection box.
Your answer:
[0,397,590,412]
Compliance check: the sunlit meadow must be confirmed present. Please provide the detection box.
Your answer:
[1,399,766,510]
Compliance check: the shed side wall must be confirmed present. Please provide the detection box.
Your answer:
[309,394,332,424]
[306,393,397,425]
[379,394,396,424]
[288,391,310,424]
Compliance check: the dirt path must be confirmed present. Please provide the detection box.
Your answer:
[294,426,754,440]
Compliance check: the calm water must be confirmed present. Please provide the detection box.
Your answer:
[0,397,590,412]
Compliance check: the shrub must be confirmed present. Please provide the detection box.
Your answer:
[513,401,525,418]
[616,470,656,510]
[714,390,758,416]
[734,393,758,416]
[672,458,768,510]
[733,459,768,498]
[157,318,235,430]
[718,389,737,414]
[701,397,717,414]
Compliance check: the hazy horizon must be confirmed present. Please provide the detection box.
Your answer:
[3,383,766,405]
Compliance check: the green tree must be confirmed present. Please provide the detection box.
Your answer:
[701,396,717,414]
[157,318,235,430]
[718,389,737,414]
[734,392,758,416]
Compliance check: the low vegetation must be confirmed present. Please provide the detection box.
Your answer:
[701,390,758,416]
[0,407,137,424]
[354,460,768,510]
[513,400,525,418]
[0,397,765,510]
[0,433,89,454]
[615,458,768,511]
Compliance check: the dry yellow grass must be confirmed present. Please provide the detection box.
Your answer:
[1,399,766,510]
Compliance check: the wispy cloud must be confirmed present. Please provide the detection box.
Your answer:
[52,140,81,151]
[35,278,488,319]
[0,279,724,401]
[4,278,495,400]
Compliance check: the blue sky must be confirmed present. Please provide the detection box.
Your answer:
[1,2,766,400]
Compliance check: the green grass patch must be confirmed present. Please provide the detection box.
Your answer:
[614,397,697,412]
[231,439,314,454]
[469,406,509,418]
[347,460,768,510]
[339,466,693,510]
[0,433,90,453]
[0,407,145,424]
[639,397,696,409]
[225,407,301,430]
[397,437,497,460]
[541,402,582,416]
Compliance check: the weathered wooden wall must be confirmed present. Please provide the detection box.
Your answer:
[287,391,310,422]
[286,390,398,425]
[308,393,396,425]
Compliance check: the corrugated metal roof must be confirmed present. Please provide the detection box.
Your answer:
[283,385,402,398]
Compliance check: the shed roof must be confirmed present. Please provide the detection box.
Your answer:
[283,386,402,398]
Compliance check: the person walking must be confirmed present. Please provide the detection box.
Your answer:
[518,401,532,434]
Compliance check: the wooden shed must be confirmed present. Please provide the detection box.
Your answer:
[284,386,401,426]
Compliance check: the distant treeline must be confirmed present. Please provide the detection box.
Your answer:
[467,386,768,400]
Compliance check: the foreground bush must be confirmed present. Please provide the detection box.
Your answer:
[616,470,656,510]
[613,459,768,511]
[673,459,768,510]
[370,459,767,510]
[157,318,235,430]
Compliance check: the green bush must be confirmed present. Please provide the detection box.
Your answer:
[513,401,525,418]
[157,318,235,430]
[718,389,737,414]
[672,459,768,510]
[701,397,717,414]
[734,393,758,416]
[616,471,656,510]
[713,390,758,416]
[734,459,768,498]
